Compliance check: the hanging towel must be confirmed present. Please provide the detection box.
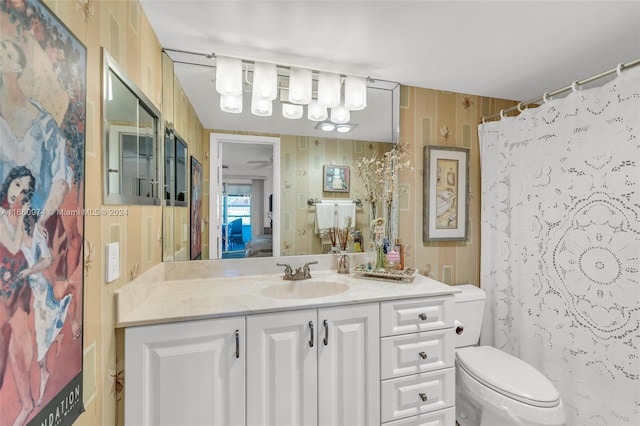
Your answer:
[337,203,356,229]
[315,204,336,233]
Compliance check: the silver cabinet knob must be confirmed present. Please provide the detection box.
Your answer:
[419,351,427,360]
[418,313,427,320]
[419,393,428,402]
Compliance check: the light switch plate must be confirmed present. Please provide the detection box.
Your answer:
[106,242,120,283]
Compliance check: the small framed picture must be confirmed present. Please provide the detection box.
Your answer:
[323,165,350,193]
[423,146,469,241]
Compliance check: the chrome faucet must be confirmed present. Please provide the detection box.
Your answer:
[277,261,318,280]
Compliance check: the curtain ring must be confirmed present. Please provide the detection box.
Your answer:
[616,63,623,76]
[499,109,505,119]
[517,102,524,113]
[571,81,580,92]
[543,92,551,103]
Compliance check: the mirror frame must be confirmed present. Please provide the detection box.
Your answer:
[103,48,162,205]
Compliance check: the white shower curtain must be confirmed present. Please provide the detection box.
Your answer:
[478,66,639,425]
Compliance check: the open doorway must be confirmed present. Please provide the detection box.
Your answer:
[209,134,280,259]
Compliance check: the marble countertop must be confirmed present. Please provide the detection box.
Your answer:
[115,257,459,328]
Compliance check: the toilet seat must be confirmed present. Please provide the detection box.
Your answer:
[456,346,560,408]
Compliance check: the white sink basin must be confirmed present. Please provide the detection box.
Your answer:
[259,279,349,299]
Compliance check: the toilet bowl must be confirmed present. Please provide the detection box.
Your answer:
[454,285,565,426]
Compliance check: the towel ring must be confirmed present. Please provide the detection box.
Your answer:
[517,102,524,113]
[543,92,551,103]
[571,81,580,92]
[616,63,623,76]
[499,109,505,119]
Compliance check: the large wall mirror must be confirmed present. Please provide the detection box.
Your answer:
[162,52,400,261]
[103,49,161,205]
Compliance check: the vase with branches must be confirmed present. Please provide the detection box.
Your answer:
[354,142,412,243]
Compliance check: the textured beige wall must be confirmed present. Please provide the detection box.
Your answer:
[397,86,516,285]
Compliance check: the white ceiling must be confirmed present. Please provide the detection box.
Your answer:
[140,0,640,134]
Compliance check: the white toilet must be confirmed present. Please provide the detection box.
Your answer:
[454,285,566,426]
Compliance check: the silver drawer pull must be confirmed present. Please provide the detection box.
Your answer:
[419,351,427,360]
[418,313,427,321]
[419,393,428,402]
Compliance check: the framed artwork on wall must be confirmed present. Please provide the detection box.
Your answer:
[323,165,350,193]
[423,146,469,241]
[190,156,203,260]
[0,1,86,425]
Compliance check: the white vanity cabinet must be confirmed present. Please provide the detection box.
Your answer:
[247,303,380,426]
[124,316,246,426]
[123,291,456,425]
[380,296,456,425]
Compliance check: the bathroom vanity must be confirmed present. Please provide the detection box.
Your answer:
[115,257,458,425]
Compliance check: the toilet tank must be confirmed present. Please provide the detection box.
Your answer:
[453,284,486,348]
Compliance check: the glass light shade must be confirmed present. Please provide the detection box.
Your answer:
[330,105,350,124]
[336,124,352,133]
[307,101,328,121]
[317,72,341,108]
[288,67,312,105]
[216,56,243,96]
[344,75,367,110]
[282,103,303,119]
[253,62,278,101]
[220,93,243,114]
[251,94,272,117]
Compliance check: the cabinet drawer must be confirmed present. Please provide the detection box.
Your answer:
[381,329,454,379]
[382,407,455,425]
[381,367,455,423]
[380,296,453,336]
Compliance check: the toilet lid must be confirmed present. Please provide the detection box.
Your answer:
[456,346,560,408]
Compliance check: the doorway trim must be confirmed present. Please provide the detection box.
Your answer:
[209,133,281,259]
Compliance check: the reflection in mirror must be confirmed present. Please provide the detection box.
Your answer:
[162,51,400,260]
[103,49,161,205]
[175,136,187,204]
[163,125,190,261]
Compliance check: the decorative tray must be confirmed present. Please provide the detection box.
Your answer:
[350,264,417,283]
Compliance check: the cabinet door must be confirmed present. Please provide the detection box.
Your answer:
[247,309,318,426]
[125,316,245,426]
[318,303,380,426]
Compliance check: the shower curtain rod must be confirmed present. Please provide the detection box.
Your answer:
[482,58,640,122]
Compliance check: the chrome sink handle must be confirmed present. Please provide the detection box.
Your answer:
[302,261,318,278]
[276,263,293,279]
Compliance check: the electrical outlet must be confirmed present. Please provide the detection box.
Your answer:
[106,242,120,283]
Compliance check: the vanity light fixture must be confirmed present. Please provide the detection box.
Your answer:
[344,75,367,110]
[251,93,272,116]
[215,56,243,97]
[220,93,243,113]
[307,101,328,121]
[317,72,341,108]
[330,105,350,124]
[282,103,303,119]
[252,62,278,101]
[211,54,369,121]
[288,67,313,105]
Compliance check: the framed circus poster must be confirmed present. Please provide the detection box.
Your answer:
[0,1,86,425]
[190,156,202,260]
[423,146,469,241]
